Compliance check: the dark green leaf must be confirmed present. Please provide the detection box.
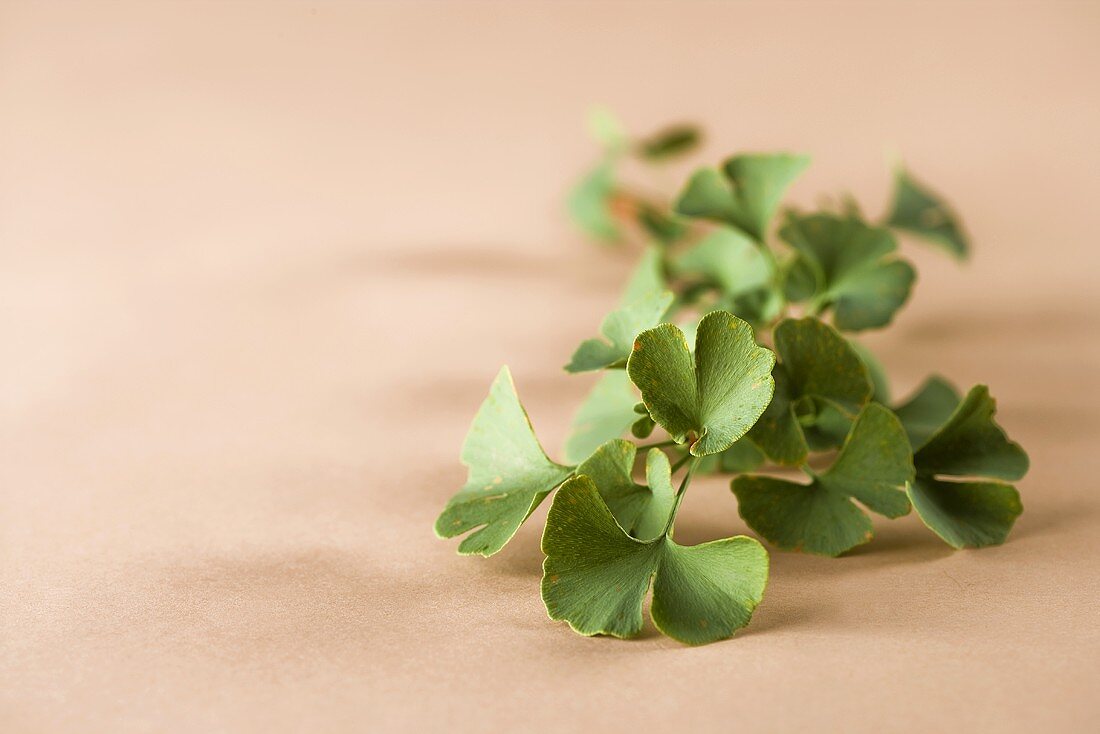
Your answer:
[748,317,873,464]
[563,371,638,464]
[637,203,687,245]
[782,251,821,303]
[733,403,914,556]
[894,376,961,448]
[746,366,809,465]
[908,478,1021,548]
[914,386,1029,480]
[542,476,768,644]
[886,166,969,259]
[907,385,1029,549]
[850,341,891,404]
[637,124,701,160]
[631,414,656,439]
[781,212,915,331]
[774,316,872,416]
[627,311,776,456]
[566,290,673,373]
[436,367,573,556]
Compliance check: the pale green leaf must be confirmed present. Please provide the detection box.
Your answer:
[566,290,673,373]
[627,311,776,456]
[563,371,638,464]
[620,248,667,306]
[568,162,621,242]
[436,367,573,556]
[587,107,628,151]
[674,227,773,299]
[675,153,810,241]
[575,441,675,541]
[720,153,812,241]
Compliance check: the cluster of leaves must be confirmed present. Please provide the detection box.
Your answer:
[435,112,1028,645]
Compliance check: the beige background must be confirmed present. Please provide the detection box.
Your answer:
[3,1,1099,731]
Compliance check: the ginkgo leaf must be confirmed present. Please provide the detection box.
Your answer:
[782,251,821,303]
[913,386,1029,479]
[566,290,674,372]
[636,203,687,246]
[575,441,675,541]
[627,310,776,456]
[563,371,638,464]
[716,439,766,474]
[674,227,773,299]
[851,341,891,404]
[587,106,628,151]
[674,154,811,242]
[906,386,1029,548]
[886,166,969,259]
[894,375,961,448]
[781,212,915,331]
[732,403,914,556]
[908,479,1022,549]
[620,248,667,306]
[542,476,769,644]
[747,317,872,465]
[636,124,701,160]
[436,367,573,556]
[568,162,621,242]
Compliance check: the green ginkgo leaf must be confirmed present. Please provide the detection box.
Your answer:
[627,310,776,456]
[851,340,891,404]
[732,403,914,556]
[576,441,675,541]
[636,124,701,160]
[587,106,628,151]
[636,203,687,246]
[747,317,872,465]
[894,375,961,448]
[674,227,773,299]
[563,371,638,464]
[674,153,811,242]
[781,212,916,331]
[566,290,674,372]
[886,166,969,259]
[620,248,667,306]
[907,386,1029,548]
[568,162,621,242]
[436,367,573,556]
[542,475,769,644]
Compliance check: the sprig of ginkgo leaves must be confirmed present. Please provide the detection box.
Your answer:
[435,111,1028,645]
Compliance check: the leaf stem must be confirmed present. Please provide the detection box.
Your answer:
[663,456,700,538]
[634,439,678,451]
